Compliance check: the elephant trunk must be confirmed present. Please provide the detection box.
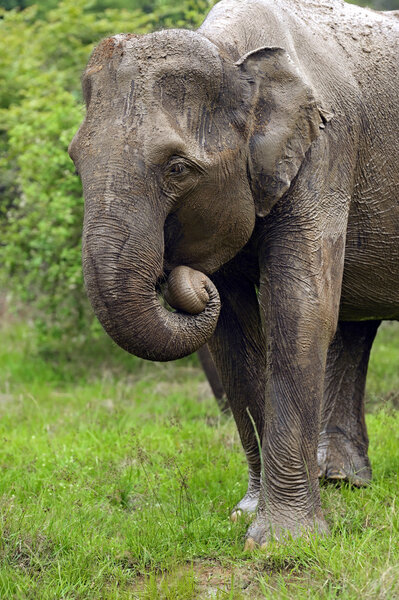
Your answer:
[164,266,211,314]
[82,201,220,362]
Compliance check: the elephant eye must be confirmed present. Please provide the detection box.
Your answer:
[163,156,201,197]
[166,158,190,177]
[170,163,186,174]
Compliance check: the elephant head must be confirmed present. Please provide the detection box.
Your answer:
[69,30,327,361]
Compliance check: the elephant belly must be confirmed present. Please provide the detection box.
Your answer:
[340,216,399,321]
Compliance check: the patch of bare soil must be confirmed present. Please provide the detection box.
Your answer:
[193,561,260,597]
[133,560,274,599]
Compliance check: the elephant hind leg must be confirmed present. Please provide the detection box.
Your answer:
[318,320,380,487]
[197,344,229,414]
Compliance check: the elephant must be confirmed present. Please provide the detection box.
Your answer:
[69,0,399,546]
[197,345,229,412]
[200,315,378,520]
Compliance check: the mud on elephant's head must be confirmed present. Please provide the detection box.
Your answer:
[69,29,326,361]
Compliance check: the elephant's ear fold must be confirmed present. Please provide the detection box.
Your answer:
[236,46,333,217]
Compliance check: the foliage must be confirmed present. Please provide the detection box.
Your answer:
[1,0,399,12]
[0,317,398,598]
[353,0,399,7]
[0,0,215,339]
[0,0,215,13]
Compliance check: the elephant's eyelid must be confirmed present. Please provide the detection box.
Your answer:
[165,157,191,174]
[167,155,189,165]
[165,156,204,174]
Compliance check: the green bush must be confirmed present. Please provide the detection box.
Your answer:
[0,0,214,341]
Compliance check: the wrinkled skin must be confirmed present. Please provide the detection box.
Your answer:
[202,317,378,522]
[69,0,399,546]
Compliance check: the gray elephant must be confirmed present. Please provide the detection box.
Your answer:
[200,316,378,519]
[69,0,399,547]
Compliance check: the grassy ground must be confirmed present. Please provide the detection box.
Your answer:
[0,314,398,599]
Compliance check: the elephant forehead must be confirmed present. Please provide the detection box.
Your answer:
[84,33,227,131]
[121,34,223,102]
[87,30,223,85]
[81,31,243,154]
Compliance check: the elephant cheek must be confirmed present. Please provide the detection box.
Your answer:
[173,187,256,274]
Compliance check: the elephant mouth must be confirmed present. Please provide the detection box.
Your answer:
[162,211,221,276]
[161,215,213,315]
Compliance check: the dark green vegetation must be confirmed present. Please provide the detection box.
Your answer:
[0,0,211,14]
[0,315,398,598]
[1,0,398,12]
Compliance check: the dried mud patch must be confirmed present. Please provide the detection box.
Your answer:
[133,560,304,598]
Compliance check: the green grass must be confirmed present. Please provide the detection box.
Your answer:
[366,322,399,410]
[0,317,398,599]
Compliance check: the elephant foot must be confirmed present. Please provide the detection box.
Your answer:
[317,432,372,487]
[244,512,329,549]
[230,488,259,522]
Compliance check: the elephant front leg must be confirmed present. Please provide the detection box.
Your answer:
[318,320,380,486]
[207,271,266,520]
[246,234,344,547]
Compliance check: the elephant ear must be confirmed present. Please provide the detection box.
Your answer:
[236,46,333,217]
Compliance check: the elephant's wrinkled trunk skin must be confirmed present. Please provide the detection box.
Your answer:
[82,203,221,362]
[164,266,211,314]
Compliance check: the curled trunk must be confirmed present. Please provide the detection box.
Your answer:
[82,201,220,362]
[164,266,211,314]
